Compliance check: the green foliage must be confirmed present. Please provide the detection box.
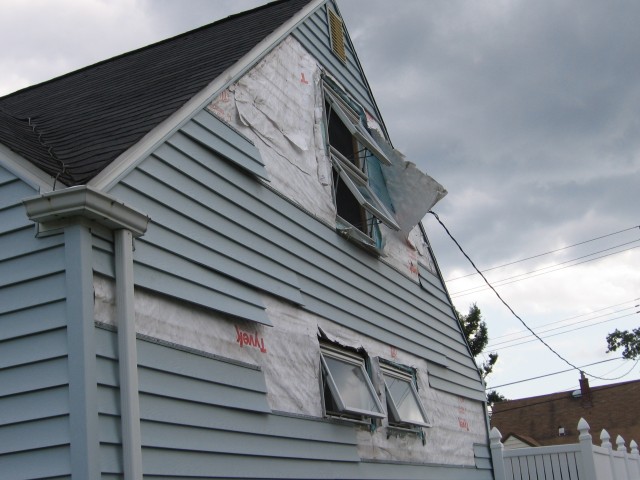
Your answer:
[456,303,506,405]
[487,390,506,404]
[456,303,498,379]
[606,327,640,359]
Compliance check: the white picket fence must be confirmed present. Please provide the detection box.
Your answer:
[490,418,640,480]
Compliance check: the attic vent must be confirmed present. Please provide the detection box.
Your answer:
[328,9,347,62]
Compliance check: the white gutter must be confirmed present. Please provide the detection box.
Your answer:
[24,186,149,480]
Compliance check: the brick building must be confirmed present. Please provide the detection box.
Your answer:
[491,376,640,448]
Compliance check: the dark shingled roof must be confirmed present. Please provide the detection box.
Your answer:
[0,0,312,186]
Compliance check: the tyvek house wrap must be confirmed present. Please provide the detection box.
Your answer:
[210,37,336,227]
[208,36,445,278]
[94,276,487,466]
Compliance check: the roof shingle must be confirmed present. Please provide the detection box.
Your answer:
[0,0,312,185]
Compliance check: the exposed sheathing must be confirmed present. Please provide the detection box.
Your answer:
[94,275,485,466]
[209,36,336,227]
[208,35,440,281]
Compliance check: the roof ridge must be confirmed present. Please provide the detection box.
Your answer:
[0,0,300,101]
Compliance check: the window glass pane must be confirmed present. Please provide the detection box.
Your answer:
[384,374,428,424]
[333,158,400,231]
[325,356,381,413]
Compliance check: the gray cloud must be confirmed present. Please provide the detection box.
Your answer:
[339,1,640,278]
[1,0,638,396]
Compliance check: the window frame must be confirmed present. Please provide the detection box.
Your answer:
[320,343,385,420]
[380,362,431,429]
[323,87,392,166]
[322,82,399,244]
[331,147,399,231]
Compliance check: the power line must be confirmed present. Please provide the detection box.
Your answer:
[489,299,640,342]
[487,306,640,349]
[489,312,639,352]
[428,211,632,382]
[450,244,640,298]
[487,357,625,389]
[452,240,639,295]
[447,225,640,282]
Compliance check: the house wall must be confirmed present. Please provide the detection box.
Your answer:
[103,107,484,402]
[95,276,487,466]
[1,3,489,479]
[90,84,489,476]
[92,307,492,478]
[0,166,72,479]
[491,381,640,448]
[293,0,380,128]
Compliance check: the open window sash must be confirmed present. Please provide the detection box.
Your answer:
[321,350,384,418]
[324,88,392,166]
[331,151,400,231]
[382,368,431,428]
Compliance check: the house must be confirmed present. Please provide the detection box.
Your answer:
[500,432,541,450]
[491,376,640,450]
[0,1,492,479]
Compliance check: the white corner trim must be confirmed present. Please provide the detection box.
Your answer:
[23,185,150,237]
[0,142,57,192]
[89,0,327,192]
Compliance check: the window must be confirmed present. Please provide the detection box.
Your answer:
[320,343,385,421]
[323,82,399,247]
[380,362,431,428]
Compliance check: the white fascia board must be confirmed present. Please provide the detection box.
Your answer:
[89,0,327,192]
[23,185,150,237]
[0,142,57,192]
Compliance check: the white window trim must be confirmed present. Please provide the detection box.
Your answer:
[331,148,399,231]
[380,363,432,428]
[320,344,385,419]
[323,87,392,166]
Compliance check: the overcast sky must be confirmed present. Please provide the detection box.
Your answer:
[2,0,638,402]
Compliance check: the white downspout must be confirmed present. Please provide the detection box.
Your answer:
[115,229,143,480]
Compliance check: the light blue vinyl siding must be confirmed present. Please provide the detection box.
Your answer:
[474,443,493,471]
[105,107,484,401]
[94,327,491,480]
[294,3,483,400]
[183,110,269,180]
[0,166,72,479]
[418,264,482,397]
[94,326,362,478]
[292,3,379,123]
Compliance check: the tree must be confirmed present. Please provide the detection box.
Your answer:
[456,303,505,405]
[487,390,506,404]
[606,327,640,359]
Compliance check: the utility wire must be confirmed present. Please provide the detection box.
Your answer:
[489,312,639,351]
[600,357,635,377]
[429,210,629,382]
[490,299,640,342]
[447,225,640,282]
[487,357,625,389]
[451,244,640,298]
[487,306,640,349]
[452,240,639,294]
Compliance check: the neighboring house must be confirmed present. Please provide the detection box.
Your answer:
[0,1,492,479]
[501,433,540,450]
[491,376,640,450]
